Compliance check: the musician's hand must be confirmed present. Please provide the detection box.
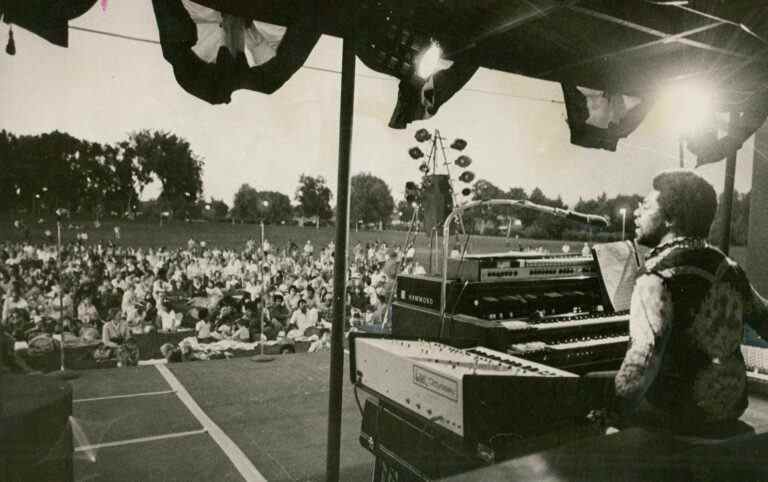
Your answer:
[587,409,622,432]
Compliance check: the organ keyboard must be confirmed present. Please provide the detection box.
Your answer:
[350,335,607,449]
[361,242,643,479]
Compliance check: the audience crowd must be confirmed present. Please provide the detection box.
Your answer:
[0,236,424,367]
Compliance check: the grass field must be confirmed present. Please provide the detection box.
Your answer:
[0,219,747,265]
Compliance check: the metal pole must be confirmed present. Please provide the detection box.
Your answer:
[58,221,66,372]
[621,211,626,241]
[678,136,685,168]
[719,110,740,255]
[326,25,356,482]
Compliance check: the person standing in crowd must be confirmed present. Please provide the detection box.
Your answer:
[603,169,768,433]
[2,282,28,323]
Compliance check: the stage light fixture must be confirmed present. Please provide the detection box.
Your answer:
[454,155,472,168]
[416,41,442,80]
[461,188,473,196]
[450,138,467,151]
[409,147,425,160]
[414,128,431,143]
[405,181,419,203]
[459,171,475,183]
[55,208,70,220]
[419,162,430,173]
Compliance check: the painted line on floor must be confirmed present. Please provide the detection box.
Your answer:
[75,429,206,452]
[156,364,267,482]
[74,390,175,403]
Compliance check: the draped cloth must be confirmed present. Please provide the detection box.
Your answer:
[152,0,320,104]
[0,0,97,46]
[562,84,653,152]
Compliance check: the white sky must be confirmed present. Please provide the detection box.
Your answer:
[0,2,757,210]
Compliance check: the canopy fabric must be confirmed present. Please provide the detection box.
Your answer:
[4,0,768,152]
[562,85,654,152]
[151,0,319,104]
[0,0,96,46]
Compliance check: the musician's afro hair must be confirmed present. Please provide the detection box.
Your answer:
[652,169,717,238]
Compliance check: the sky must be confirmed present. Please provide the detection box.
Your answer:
[0,2,758,213]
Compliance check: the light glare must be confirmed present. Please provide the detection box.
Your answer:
[661,81,715,135]
[417,42,442,80]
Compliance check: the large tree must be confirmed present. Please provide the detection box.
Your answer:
[0,130,143,217]
[462,179,510,234]
[350,173,395,227]
[126,130,204,217]
[232,184,293,223]
[295,174,333,222]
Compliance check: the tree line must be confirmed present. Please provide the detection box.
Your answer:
[0,129,204,219]
[1,130,750,244]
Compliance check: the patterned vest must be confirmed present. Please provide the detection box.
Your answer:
[643,238,749,425]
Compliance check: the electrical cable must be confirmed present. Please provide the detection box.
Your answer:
[66,24,566,105]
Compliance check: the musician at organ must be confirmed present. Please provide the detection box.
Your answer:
[610,169,768,431]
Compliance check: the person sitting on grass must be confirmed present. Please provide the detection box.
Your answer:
[99,308,139,367]
[231,320,251,342]
[195,308,213,343]
[268,292,290,332]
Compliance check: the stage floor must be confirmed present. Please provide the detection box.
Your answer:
[69,353,373,481]
[68,354,768,481]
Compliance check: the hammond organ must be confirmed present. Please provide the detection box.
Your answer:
[392,242,639,373]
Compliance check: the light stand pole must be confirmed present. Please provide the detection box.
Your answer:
[260,200,269,249]
[620,208,627,241]
[49,215,79,380]
[251,308,274,363]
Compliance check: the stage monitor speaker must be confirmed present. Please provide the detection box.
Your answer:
[422,174,452,234]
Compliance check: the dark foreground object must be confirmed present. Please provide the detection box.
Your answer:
[0,374,73,482]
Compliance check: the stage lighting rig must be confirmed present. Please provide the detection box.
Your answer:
[458,171,475,183]
[450,138,467,151]
[409,147,425,160]
[414,128,431,143]
[454,155,472,168]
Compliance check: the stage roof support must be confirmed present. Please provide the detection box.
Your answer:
[748,122,768,293]
[719,110,740,255]
[326,16,356,482]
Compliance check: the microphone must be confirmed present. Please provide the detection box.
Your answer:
[562,210,610,227]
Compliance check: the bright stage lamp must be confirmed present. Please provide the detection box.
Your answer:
[661,80,716,135]
[416,42,442,80]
